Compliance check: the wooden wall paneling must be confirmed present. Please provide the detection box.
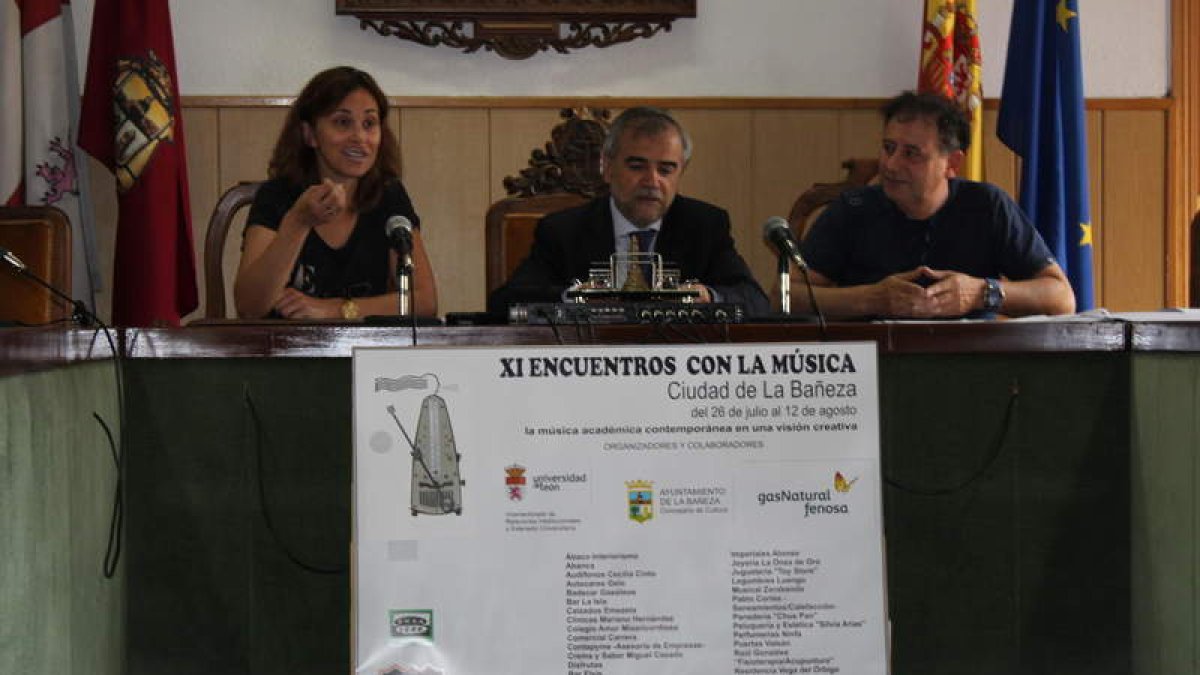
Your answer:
[182,107,219,321]
[837,109,882,161]
[216,108,285,184]
[750,110,841,288]
[1101,110,1166,311]
[207,108,287,317]
[184,96,1169,113]
[672,110,757,283]
[1088,109,1104,307]
[981,108,1017,198]
[84,158,117,323]
[163,97,1170,319]
[401,108,490,314]
[1167,0,1200,306]
[487,108,581,204]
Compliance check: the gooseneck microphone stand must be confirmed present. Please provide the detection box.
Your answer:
[2,247,124,580]
[1,247,97,326]
[776,252,791,315]
[396,253,412,317]
[383,215,416,320]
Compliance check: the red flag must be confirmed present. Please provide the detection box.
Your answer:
[78,0,197,326]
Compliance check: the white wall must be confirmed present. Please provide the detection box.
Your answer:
[68,0,1169,99]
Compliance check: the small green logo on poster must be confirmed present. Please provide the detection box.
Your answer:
[626,480,654,523]
[389,610,433,640]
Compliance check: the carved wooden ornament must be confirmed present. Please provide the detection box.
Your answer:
[335,0,696,60]
[503,107,611,198]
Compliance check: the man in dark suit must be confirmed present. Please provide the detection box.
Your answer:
[487,106,769,317]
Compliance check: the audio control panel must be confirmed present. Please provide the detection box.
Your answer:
[509,303,745,325]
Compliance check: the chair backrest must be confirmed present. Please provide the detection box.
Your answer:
[485,193,590,293]
[1192,208,1200,307]
[486,107,610,294]
[0,206,72,325]
[204,181,262,319]
[787,158,879,239]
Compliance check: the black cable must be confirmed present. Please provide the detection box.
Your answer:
[95,410,122,579]
[664,319,682,342]
[243,386,345,575]
[644,318,668,342]
[796,266,828,340]
[10,259,128,578]
[709,313,735,344]
[22,276,132,579]
[639,320,667,343]
[573,314,591,344]
[884,379,1019,496]
[679,313,713,343]
[92,322,126,579]
[541,308,566,345]
[583,313,597,343]
[659,320,702,344]
[408,274,418,347]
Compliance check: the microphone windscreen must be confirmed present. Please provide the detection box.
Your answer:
[761,216,792,241]
[385,215,413,238]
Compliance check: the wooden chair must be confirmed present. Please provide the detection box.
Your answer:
[787,158,879,239]
[0,206,72,325]
[203,181,262,319]
[486,193,590,293]
[1192,208,1200,307]
[485,107,611,294]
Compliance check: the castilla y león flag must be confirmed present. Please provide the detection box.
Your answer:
[78,0,197,325]
[2,0,101,311]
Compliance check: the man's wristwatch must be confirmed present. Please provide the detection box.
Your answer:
[340,298,360,320]
[982,278,1005,312]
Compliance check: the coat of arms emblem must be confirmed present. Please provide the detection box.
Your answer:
[505,464,527,501]
[626,480,653,523]
[111,49,176,193]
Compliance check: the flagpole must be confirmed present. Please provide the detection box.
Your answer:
[62,3,102,312]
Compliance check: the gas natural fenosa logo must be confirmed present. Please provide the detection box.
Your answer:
[757,484,850,518]
[834,471,859,493]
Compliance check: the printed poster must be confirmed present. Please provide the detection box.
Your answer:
[353,342,886,674]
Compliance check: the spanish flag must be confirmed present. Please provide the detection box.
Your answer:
[918,0,984,181]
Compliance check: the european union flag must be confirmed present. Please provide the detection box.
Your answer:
[997,0,1094,310]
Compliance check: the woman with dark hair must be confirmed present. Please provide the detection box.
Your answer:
[234,66,437,319]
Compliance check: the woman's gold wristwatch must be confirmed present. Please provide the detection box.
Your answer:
[340,298,360,320]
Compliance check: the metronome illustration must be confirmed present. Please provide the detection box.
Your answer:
[375,373,465,516]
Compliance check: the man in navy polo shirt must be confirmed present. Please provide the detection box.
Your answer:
[792,91,1075,319]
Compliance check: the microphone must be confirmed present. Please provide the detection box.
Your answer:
[385,215,414,257]
[762,216,826,333]
[762,216,807,270]
[384,215,415,318]
[1,245,96,326]
[1,246,27,272]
